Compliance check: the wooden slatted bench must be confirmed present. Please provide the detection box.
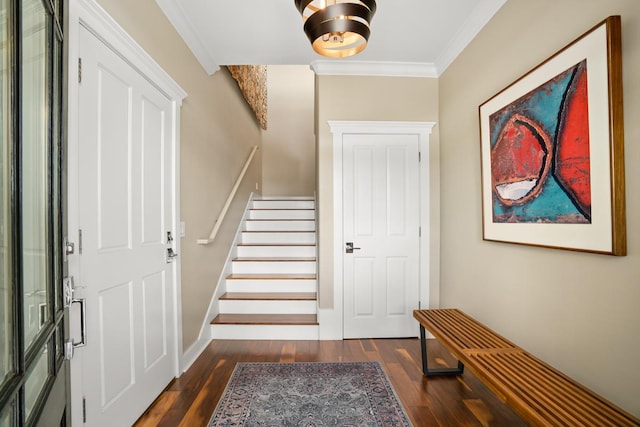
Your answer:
[413,308,640,426]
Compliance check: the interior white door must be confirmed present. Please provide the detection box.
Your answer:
[76,26,177,426]
[343,133,420,338]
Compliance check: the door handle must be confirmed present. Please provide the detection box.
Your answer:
[167,247,179,263]
[62,276,86,358]
[345,242,361,254]
[71,298,87,348]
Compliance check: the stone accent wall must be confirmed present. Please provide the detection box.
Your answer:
[227,65,267,130]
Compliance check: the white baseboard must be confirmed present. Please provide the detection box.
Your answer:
[181,335,211,372]
[318,307,343,340]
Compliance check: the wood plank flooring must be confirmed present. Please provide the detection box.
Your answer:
[134,339,527,426]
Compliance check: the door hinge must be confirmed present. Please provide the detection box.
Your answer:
[78,229,83,254]
[419,226,422,237]
[418,151,421,162]
[82,397,87,423]
[78,57,82,83]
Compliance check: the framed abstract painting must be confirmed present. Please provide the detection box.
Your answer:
[479,16,626,255]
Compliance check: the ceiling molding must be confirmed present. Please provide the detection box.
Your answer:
[310,61,438,78]
[155,0,220,74]
[434,0,507,75]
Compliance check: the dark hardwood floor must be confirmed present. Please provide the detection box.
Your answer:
[134,339,527,426]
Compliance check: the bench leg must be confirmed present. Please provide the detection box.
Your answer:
[419,325,465,377]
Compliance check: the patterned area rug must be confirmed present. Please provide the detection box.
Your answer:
[208,361,412,426]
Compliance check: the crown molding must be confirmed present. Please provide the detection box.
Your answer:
[311,61,438,78]
[155,0,220,75]
[435,0,507,75]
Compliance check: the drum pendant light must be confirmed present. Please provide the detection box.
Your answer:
[294,0,377,58]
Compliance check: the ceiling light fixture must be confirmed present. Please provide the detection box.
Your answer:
[294,0,376,58]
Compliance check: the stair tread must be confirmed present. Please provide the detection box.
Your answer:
[211,313,318,325]
[243,230,315,233]
[237,243,316,247]
[233,257,316,262]
[246,219,314,221]
[227,273,316,280]
[250,208,314,211]
[220,292,317,300]
[252,200,314,202]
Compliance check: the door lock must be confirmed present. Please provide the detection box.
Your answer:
[345,242,361,254]
[166,230,178,263]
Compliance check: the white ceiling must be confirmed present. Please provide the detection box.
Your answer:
[155,0,506,76]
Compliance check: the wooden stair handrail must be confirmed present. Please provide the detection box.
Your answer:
[198,145,259,245]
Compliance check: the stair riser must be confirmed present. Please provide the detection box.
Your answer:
[241,232,316,245]
[219,300,316,314]
[245,221,315,232]
[249,210,315,220]
[211,324,319,340]
[226,279,316,293]
[232,262,316,275]
[252,200,315,210]
[236,246,316,258]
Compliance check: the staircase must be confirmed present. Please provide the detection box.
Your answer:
[210,197,319,340]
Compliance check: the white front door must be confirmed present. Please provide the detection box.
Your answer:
[342,133,421,338]
[75,25,177,426]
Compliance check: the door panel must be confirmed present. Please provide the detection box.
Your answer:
[77,25,176,426]
[97,66,132,251]
[99,281,135,407]
[141,96,166,245]
[142,272,167,368]
[343,134,420,338]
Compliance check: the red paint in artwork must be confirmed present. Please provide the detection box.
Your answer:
[491,114,552,205]
[555,63,591,217]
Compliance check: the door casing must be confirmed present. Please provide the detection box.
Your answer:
[66,0,186,424]
[320,121,435,340]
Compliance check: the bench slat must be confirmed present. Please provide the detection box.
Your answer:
[510,351,636,426]
[474,353,579,425]
[414,309,640,427]
[415,309,515,350]
[506,352,614,425]
[476,351,621,426]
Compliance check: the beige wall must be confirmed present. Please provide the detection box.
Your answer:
[315,76,440,308]
[439,0,640,416]
[262,66,315,196]
[94,0,263,350]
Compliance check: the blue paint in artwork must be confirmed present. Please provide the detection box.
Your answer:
[490,70,574,148]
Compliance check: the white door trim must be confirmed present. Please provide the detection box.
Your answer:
[320,121,435,340]
[67,0,186,425]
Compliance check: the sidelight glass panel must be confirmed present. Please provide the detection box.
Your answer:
[21,0,51,350]
[0,0,13,387]
[0,398,14,427]
[52,30,63,315]
[24,343,50,420]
